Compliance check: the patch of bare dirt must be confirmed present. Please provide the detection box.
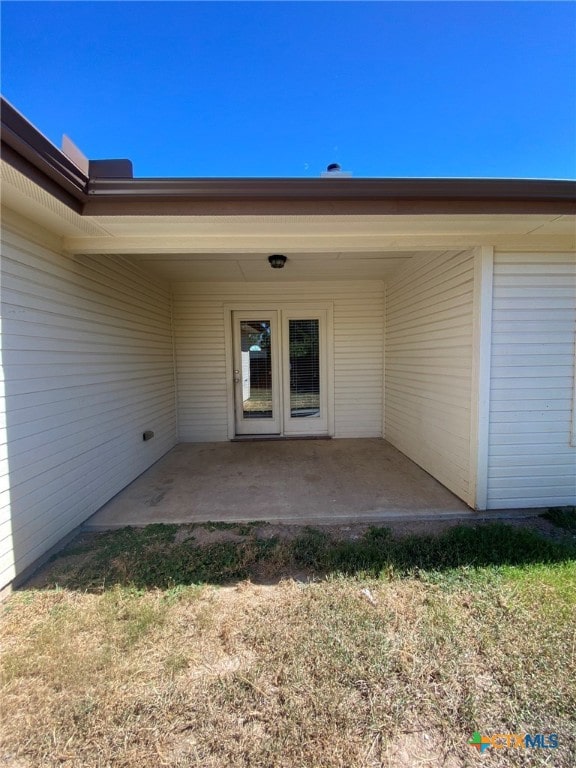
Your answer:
[383,729,462,768]
[242,514,573,546]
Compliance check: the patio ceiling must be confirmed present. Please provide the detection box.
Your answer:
[120,249,463,282]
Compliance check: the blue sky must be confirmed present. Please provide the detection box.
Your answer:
[2,1,575,178]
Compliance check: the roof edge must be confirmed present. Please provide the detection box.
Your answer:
[1,97,89,203]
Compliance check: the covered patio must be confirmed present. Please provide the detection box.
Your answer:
[86,439,478,530]
[2,96,573,593]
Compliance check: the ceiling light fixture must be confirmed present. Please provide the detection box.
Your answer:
[268,254,287,269]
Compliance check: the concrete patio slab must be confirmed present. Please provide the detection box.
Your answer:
[84,439,495,530]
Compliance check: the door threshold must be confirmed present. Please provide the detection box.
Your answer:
[232,435,332,442]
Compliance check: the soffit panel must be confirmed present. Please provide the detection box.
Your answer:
[0,160,111,237]
[89,213,564,238]
[524,215,576,235]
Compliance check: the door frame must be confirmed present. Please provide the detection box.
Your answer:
[224,301,334,439]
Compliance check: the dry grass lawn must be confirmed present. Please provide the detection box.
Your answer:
[1,518,575,767]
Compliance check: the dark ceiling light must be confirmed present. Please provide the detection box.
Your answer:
[268,254,287,269]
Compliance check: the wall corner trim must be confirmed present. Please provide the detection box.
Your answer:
[470,245,494,510]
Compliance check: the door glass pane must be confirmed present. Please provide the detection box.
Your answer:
[240,320,273,419]
[289,319,320,418]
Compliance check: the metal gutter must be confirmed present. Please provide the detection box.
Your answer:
[86,177,576,201]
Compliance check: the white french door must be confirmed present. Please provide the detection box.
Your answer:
[232,309,329,437]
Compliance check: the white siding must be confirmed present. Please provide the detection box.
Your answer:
[0,215,177,589]
[385,250,476,505]
[487,252,576,509]
[173,281,384,441]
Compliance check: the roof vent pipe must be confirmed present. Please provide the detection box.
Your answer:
[320,163,353,178]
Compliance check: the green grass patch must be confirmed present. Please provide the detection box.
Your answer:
[293,522,575,577]
[37,520,576,593]
[61,523,179,560]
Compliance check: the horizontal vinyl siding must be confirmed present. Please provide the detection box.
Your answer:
[385,250,475,505]
[487,252,576,509]
[0,219,177,589]
[173,281,384,441]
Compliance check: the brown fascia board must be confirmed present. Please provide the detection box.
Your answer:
[1,97,89,211]
[83,177,576,216]
[82,196,576,217]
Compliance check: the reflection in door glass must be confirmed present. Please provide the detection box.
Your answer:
[240,320,273,419]
[289,319,320,417]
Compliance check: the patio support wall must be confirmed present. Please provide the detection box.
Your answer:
[173,281,384,441]
[0,210,177,589]
[384,250,476,506]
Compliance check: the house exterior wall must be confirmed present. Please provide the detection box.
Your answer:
[486,251,576,508]
[0,212,177,589]
[173,281,384,441]
[384,250,476,506]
